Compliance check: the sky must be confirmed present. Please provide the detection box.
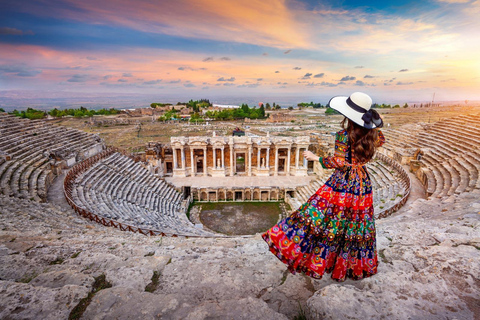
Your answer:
[0,0,479,108]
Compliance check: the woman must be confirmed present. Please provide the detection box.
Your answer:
[262,92,385,282]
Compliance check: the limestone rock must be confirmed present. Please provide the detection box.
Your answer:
[82,286,288,320]
[0,280,90,320]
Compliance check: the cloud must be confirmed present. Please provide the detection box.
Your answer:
[399,69,409,72]
[396,81,414,85]
[67,74,89,82]
[340,75,356,81]
[0,64,42,77]
[220,57,231,61]
[178,66,207,71]
[301,72,312,79]
[275,71,280,73]
[364,75,375,78]
[313,73,325,78]
[436,0,470,3]
[284,50,292,54]
[103,75,113,80]
[257,78,263,81]
[217,76,235,82]
[184,83,196,87]
[237,83,260,88]
[143,79,162,85]
[319,81,337,87]
[354,66,364,69]
[262,52,269,56]
[118,78,128,82]
[168,80,181,83]
[355,80,365,86]
[203,57,214,62]
[86,56,99,61]
[293,67,302,70]
[34,0,308,48]
[202,86,209,90]
[122,72,133,77]
[223,83,235,86]
[0,27,34,36]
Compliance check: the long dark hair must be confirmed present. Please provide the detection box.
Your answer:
[341,117,380,163]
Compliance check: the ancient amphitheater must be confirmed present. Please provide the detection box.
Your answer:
[0,111,479,319]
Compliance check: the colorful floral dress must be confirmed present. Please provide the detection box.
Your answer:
[262,129,385,281]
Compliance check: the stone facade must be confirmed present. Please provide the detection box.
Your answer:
[146,135,319,178]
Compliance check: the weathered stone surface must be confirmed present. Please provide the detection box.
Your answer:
[0,280,90,320]
[0,188,479,319]
[82,286,288,320]
[29,269,94,289]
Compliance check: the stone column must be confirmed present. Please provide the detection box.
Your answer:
[266,147,270,169]
[172,147,177,169]
[221,147,225,169]
[181,146,185,169]
[190,148,195,176]
[274,146,279,176]
[257,147,261,169]
[248,145,252,176]
[203,147,207,176]
[229,143,234,176]
[303,148,307,167]
[295,147,299,169]
[287,146,291,175]
[213,147,217,169]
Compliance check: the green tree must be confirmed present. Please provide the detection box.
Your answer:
[259,104,265,118]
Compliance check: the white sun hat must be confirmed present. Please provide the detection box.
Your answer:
[328,92,383,129]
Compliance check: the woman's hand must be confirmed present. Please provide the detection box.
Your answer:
[303,150,320,162]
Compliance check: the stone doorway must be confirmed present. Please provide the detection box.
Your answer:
[166,162,173,174]
[235,153,246,173]
[196,157,204,174]
[235,191,243,201]
[278,158,286,173]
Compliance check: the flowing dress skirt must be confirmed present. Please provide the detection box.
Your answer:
[262,166,378,281]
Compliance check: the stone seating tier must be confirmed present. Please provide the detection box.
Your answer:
[70,152,215,237]
[0,114,104,201]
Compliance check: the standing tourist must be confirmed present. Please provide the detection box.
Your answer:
[262,92,385,281]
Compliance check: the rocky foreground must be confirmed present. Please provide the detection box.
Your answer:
[0,191,479,320]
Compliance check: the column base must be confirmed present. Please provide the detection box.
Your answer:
[211,168,226,177]
[173,168,187,177]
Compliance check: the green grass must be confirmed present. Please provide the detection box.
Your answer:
[68,274,112,320]
[144,271,161,293]
[70,251,82,259]
[18,272,38,283]
[49,257,64,265]
[293,302,307,320]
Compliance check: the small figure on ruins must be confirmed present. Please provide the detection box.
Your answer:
[217,158,221,168]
